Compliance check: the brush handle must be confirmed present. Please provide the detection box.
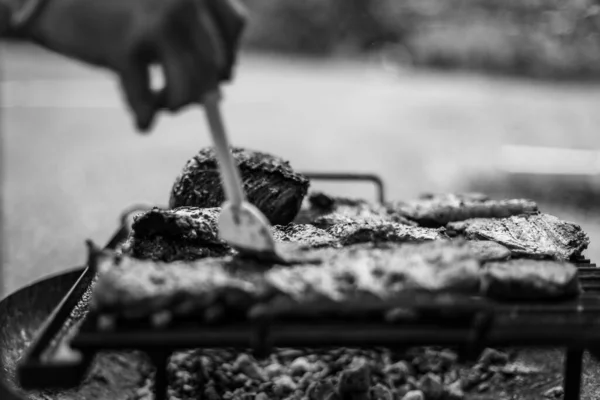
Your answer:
[203,90,245,207]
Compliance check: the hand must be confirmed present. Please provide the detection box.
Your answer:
[24,0,246,132]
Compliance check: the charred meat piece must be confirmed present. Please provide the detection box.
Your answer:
[327,222,446,246]
[271,224,340,249]
[393,238,510,263]
[90,241,483,322]
[264,242,482,304]
[169,147,310,225]
[481,259,581,301]
[89,242,270,320]
[447,213,590,261]
[119,236,232,263]
[123,207,341,261]
[131,206,222,244]
[121,207,230,262]
[464,241,512,262]
[124,206,436,263]
[295,192,416,227]
[388,193,539,227]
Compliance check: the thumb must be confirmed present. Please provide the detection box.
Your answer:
[119,57,158,133]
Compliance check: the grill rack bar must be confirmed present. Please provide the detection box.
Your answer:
[73,301,600,351]
[16,172,600,400]
[301,172,386,203]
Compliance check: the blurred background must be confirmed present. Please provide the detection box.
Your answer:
[2,0,600,293]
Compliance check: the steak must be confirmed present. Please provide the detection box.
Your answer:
[271,224,340,249]
[447,213,590,261]
[90,241,483,321]
[295,192,416,227]
[89,242,270,320]
[169,147,310,225]
[388,193,539,227]
[122,207,439,262]
[395,239,511,263]
[464,241,512,262]
[119,236,232,263]
[326,222,446,246]
[481,259,581,301]
[121,207,231,262]
[131,206,222,245]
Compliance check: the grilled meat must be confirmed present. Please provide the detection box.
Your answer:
[120,236,232,263]
[123,208,339,261]
[464,241,512,262]
[481,259,581,301]
[271,224,340,249]
[90,241,483,321]
[89,242,270,320]
[295,192,416,227]
[327,222,446,246]
[447,213,589,261]
[389,193,539,227]
[131,206,222,245]
[120,207,230,262]
[123,207,441,262]
[394,239,510,263]
[169,147,309,225]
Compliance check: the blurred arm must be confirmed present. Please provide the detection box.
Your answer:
[0,0,43,39]
[0,3,12,37]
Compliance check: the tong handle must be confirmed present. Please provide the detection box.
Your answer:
[203,90,245,207]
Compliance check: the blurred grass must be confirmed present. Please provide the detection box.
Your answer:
[241,0,600,81]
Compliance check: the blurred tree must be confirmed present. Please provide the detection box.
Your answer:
[240,0,600,81]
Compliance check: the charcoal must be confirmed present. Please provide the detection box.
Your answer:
[384,361,411,383]
[544,386,564,398]
[233,354,267,381]
[447,213,590,260]
[481,259,581,301]
[159,344,554,400]
[444,381,465,400]
[338,361,371,396]
[388,193,539,227]
[307,381,336,400]
[478,348,509,368]
[289,357,316,376]
[418,373,444,400]
[169,147,309,225]
[402,390,425,400]
[371,383,394,400]
[295,191,416,227]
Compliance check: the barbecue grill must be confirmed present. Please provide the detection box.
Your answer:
[2,173,599,400]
